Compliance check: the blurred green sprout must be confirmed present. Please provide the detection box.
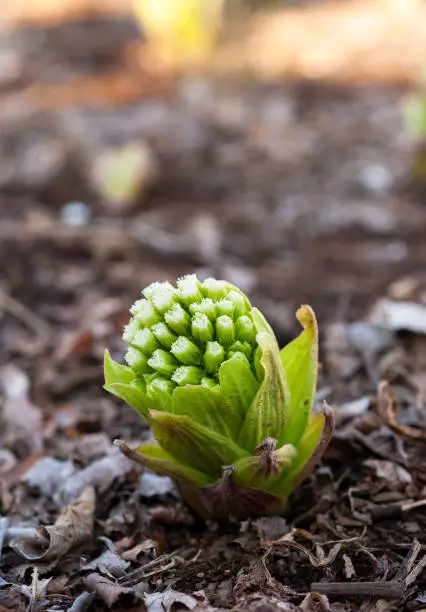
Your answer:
[403,78,426,179]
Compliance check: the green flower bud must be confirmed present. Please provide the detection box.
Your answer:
[189,298,216,320]
[204,341,225,375]
[164,304,191,336]
[201,278,228,300]
[172,365,204,386]
[177,274,203,305]
[124,347,152,374]
[216,315,235,346]
[148,349,178,377]
[122,318,140,343]
[104,275,334,521]
[143,281,177,314]
[215,299,235,318]
[171,336,203,365]
[226,290,248,317]
[131,299,161,327]
[146,376,176,397]
[191,313,214,345]
[236,315,256,344]
[151,322,177,350]
[132,328,159,356]
[227,341,252,360]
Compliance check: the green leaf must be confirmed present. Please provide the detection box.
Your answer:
[237,332,290,452]
[135,444,212,486]
[149,409,248,479]
[171,386,238,438]
[270,406,334,497]
[279,305,318,447]
[104,349,135,386]
[403,95,426,139]
[292,406,333,483]
[107,382,159,420]
[218,352,259,422]
[147,383,174,412]
[250,307,276,337]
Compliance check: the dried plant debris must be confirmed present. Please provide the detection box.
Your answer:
[142,588,209,611]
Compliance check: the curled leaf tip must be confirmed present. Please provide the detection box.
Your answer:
[296,304,316,330]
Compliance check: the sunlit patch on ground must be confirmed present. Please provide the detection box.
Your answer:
[3,0,426,84]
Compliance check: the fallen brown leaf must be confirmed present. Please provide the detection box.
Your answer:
[11,486,95,563]
[378,380,426,441]
[234,556,292,601]
[121,539,158,563]
[81,542,130,577]
[142,588,209,611]
[83,573,134,608]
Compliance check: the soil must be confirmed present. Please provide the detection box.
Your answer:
[2,2,426,611]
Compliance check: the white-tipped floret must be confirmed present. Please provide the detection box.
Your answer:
[202,278,228,300]
[189,298,216,320]
[143,281,177,314]
[177,274,203,304]
[122,318,140,343]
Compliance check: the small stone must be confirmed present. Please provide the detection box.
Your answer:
[359,164,393,194]
[60,201,91,226]
[345,322,396,355]
[139,472,178,499]
[339,396,371,418]
[24,457,76,497]
[370,299,426,334]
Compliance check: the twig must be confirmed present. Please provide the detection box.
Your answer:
[29,568,39,612]
[140,558,176,578]
[394,539,421,582]
[118,551,178,585]
[310,581,404,599]
[378,380,426,441]
[401,498,426,512]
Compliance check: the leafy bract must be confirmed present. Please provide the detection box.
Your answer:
[136,443,212,486]
[171,386,237,438]
[238,332,290,452]
[279,305,318,446]
[149,410,248,478]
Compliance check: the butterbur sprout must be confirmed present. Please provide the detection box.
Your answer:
[104,274,334,520]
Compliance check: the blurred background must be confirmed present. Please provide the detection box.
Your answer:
[4,4,426,605]
[2,0,426,367]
